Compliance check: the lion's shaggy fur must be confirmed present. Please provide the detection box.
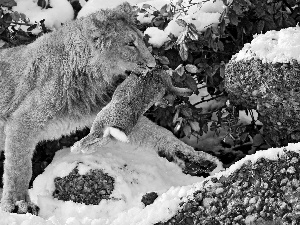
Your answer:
[0,2,157,213]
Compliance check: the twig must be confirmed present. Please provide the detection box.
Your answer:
[192,94,225,107]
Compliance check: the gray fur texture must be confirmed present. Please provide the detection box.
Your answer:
[71,69,193,153]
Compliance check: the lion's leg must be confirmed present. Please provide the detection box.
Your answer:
[0,123,5,154]
[0,107,46,214]
[129,116,223,176]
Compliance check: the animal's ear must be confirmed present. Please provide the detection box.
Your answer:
[103,127,130,143]
[115,2,133,15]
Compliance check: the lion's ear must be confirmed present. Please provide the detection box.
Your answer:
[115,2,133,14]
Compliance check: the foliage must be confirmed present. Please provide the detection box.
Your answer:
[0,0,51,47]
[0,0,299,151]
[136,0,300,151]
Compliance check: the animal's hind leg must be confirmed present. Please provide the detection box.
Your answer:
[1,109,45,214]
[129,116,223,176]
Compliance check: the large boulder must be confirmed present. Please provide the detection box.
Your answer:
[156,145,300,225]
[224,27,300,147]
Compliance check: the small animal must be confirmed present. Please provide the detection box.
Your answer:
[71,69,193,153]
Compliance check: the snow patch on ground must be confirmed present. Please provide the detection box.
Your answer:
[233,26,300,63]
[1,142,299,225]
[0,141,205,225]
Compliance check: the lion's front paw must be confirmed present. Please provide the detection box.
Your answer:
[1,199,39,215]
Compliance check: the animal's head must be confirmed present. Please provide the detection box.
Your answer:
[81,2,156,81]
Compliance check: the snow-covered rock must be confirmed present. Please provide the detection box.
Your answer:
[156,143,300,225]
[225,27,300,147]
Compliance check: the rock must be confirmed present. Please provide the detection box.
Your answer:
[53,167,115,205]
[225,57,300,147]
[141,192,158,206]
[155,148,300,225]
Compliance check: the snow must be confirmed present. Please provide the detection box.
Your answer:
[233,26,300,63]
[144,27,170,48]
[13,0,74,30]
[0,142,205,225]
[141,0,225,47]
[1,141,299,224]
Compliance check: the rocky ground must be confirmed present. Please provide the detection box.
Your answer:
[156,148,300,225]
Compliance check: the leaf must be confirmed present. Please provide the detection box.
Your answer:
[257,20,265,33]
[188,29,198,41]
[37,0,47,9]
[27,24,37,31]
[219,61,225,78]
[185,74,198,92]
[240,132,249,142]
[210,121,218,131]
[219,19,226,34]
[204,27,211,38]
[212,41,218,52]
[181,108,193,117]
[202,122,208,133]
[176,30,187,45]
[185,64,198,73]
[232,2,243,15]
[211,26,219,34]
[164,40,174,50]
[11,11,20,22]
[183,125,192,137]
[176,19,187,27]
[160,4,169,15]
[175,64,185,76]
[0,0,17,7]
[142,3,151,9]
[179,42,189,61]
[229,12,239,26]
[157,56,170,65]
[217,41,224,51]
[189,121,200,132]
[177,0,183,5]
[20,13,27,21]
[3,13,12,23]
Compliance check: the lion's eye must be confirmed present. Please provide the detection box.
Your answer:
[93,37,100,42]
[127,41,135,47]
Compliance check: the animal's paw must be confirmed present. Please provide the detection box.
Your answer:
[157,138,223,177]
[1,199,39,215]
[178,150,223,177]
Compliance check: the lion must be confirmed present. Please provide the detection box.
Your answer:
[0,2,221,214]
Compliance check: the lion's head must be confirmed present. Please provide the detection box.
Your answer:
[76,2,156,82]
